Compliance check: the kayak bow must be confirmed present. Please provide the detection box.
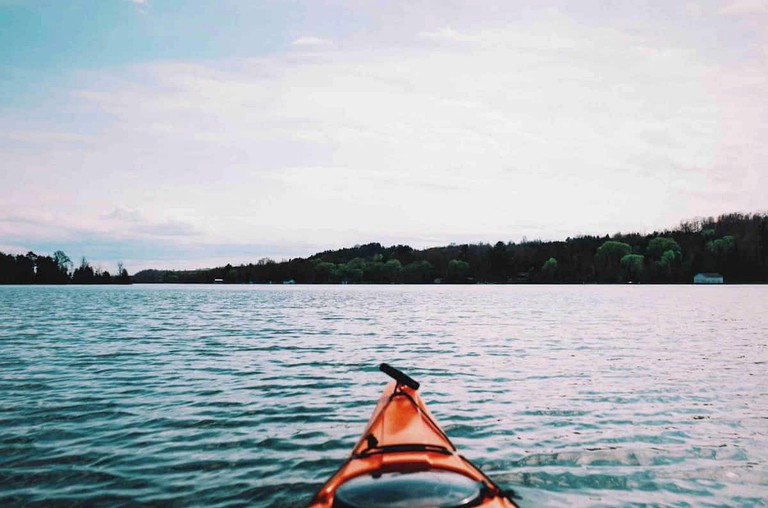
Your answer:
[309,364,519,508]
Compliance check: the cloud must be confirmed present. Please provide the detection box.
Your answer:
[290,36,333,47]
[417,25,580,50]
[3,9,767,268]
[124,0,149,15]
[685,2,704,19]
[0,131,94,144]
[418,27,475,43]
[103,206,143,222]
[719,0,768,15]
[0,205,208,271]
[0,205,199,249]
[67,25,724,235]
[100,207,200,238]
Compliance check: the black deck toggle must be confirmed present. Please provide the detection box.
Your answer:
[379,363,420,391]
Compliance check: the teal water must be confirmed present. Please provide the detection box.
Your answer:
[1,284,766,507]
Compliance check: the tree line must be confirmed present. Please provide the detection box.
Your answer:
[132,212,768,284]
[0,250,130,284]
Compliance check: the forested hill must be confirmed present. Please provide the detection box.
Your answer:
[132,212,768,284]
[0,252,130,284]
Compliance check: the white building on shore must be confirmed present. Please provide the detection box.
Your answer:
[693,273,724,284]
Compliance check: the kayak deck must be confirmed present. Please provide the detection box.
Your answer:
[309,367,518,507]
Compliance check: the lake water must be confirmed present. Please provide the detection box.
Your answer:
[1,284,766,507]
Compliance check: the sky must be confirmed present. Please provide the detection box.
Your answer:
[1,0,767,272]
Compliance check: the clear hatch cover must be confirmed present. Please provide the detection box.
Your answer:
[333,470,484,508]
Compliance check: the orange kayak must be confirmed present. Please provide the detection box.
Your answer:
[309,364,519,508]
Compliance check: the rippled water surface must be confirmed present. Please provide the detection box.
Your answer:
[1,284,767,507]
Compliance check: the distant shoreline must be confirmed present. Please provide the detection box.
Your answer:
[4,281,766,287]
[3,212,767,285]
[131,213,766,285]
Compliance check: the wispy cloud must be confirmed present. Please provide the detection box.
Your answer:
[418,27,475,43]
[101,207,199,238]
[291,36,333,47]
[59,23,738,236]
[2,4,767,269]
[0,130,94,144]
[719,0,768,16]
[685,2,704,19]
[0,205,205,271]
[124,0,149,15]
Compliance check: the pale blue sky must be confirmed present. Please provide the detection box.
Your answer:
[1,0,767,272]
